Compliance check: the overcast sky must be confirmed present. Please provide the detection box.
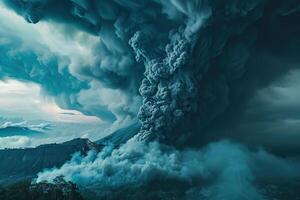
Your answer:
[0,4,135,148]
[1,1,300,153]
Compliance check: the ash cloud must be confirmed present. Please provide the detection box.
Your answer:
[4,0,300,145]
[2,1,300,199]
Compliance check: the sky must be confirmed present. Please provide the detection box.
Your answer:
[0,0,300,154]
[0,79,101,123]
[0,78,111,148]
[0,3,137,149]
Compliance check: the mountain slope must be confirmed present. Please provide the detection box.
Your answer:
[0,123,140,186]
[96,123,140,147]
[0,138,97,185]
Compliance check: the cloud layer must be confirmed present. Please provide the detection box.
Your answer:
[3,0,300,146]
[0,4,140,125]
[0,136,32,149]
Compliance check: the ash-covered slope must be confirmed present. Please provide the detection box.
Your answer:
[96,123,140,147]
[0,138,98,185]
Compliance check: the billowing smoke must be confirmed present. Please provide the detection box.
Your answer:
[130,1,212,143]
[133,0,300,145]
[37,138,300,199]
[4,0,300,144]
[3,0,300,199]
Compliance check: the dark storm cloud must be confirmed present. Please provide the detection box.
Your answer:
[3,0,300,147]
[0,33,117,122]
[131,0,300,146]
[1,0,145,123]
[4,1,300,198]
[2,0,143,90]
[210,70,300,156]
[0,34,85,101]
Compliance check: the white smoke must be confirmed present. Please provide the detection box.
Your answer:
[37,137,300,199]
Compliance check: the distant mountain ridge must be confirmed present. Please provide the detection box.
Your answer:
[0,121,51,137]
[0,123,140,186]
[0,126,42,137]
[0,138,97,185]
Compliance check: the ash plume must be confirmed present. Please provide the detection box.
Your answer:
[2,0,300,199]
[4,0,300,145]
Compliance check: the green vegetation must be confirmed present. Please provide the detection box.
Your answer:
[0,177,84,200]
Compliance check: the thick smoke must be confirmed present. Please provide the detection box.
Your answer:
[130,1,212,143]
[37,138,300,199]
[3,0,300,144]
[3,0,300,199]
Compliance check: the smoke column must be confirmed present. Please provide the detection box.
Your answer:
[3,0,300,144]
[3,0,300,199]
